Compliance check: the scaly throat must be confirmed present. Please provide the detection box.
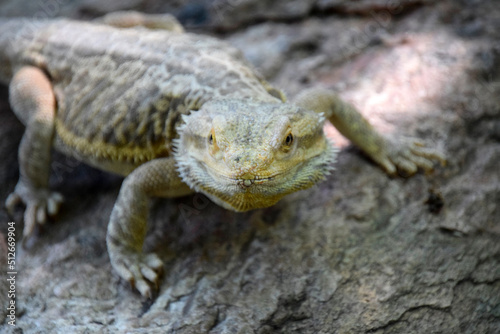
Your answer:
[197,182,288,212]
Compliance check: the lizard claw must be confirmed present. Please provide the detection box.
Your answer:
[5,180,64,241]
[376,138,446,176]
[108,246,164,298]
[5,192,22,216]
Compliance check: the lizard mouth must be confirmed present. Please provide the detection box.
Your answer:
[205,168,282,190]
[205,168,280,190]
[234,175,275,189]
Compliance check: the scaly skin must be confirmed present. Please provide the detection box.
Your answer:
[1,14,445,298]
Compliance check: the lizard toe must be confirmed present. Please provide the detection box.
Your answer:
[5,192,22,216]
[373,155,397,175]
[135,278,153,299]
[140,265,159,286]
[47,192,64,216]
[23,203,39,239]
[408,154,434,172]
[145,253,164,271]
[36,205,47,225]
[396,157,418,175]
[410,144,447,167]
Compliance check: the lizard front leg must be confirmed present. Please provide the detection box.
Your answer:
[107,157,192,298]
[5,66,63,241]
[295,88,446,175]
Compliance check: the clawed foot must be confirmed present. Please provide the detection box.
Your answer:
[5,180,64,242]
[375,138,446,176]
[108,244,164,298]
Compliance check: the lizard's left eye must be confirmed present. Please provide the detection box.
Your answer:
[208,128,220,155]
[208,128,215,145]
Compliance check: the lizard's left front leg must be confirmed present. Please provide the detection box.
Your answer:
[5,66,63,241]
[107,157,192,298]
[295,88,446,176]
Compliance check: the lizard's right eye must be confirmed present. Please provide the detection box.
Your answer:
[281,130,294,153]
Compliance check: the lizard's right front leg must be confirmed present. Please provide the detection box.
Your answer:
[107,157,192,298]
[5,66,63,241]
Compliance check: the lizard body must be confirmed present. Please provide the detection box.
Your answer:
[0,18,283,174]
[1,14,444,298]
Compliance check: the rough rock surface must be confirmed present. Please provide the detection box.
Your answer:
[0,0,499,333]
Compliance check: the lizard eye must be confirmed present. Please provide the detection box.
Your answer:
[208,128,215,145]
[208,128,219,155]
[282,132,294,152]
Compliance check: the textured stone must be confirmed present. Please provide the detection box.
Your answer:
[1,0,500,333]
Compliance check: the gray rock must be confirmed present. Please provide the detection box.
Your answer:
[1,0,499,333]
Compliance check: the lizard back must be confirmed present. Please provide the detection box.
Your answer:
[0,19,284,173]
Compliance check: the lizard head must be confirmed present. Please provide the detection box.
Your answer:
[174,99,336,212]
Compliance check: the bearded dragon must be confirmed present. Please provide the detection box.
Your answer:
[0,13,444,298]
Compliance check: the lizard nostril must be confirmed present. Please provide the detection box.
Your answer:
[234,156,241,163]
